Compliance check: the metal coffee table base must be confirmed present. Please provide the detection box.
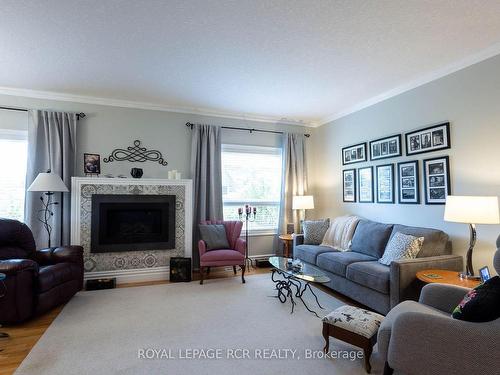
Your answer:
[271,269,325,317]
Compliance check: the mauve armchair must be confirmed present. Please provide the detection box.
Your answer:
[198,220,246,285]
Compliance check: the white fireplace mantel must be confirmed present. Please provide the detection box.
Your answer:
[70,177,193,283]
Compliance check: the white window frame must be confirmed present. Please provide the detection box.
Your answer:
[221,143,282,236]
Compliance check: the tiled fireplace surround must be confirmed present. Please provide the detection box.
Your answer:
[71,177,193,283]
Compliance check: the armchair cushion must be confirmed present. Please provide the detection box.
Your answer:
[34,246,84,266]
[199,224,229,250]
[452,276,500,322]
[0,258,39,276]
[200,249,245,266]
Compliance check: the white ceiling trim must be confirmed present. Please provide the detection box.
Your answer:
[0,86,316,127]
[317,41,500,127]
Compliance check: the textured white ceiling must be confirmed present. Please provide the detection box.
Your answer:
[2,0,500,125]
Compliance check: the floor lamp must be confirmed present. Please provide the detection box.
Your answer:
[27,171,69,248]
[444,195,499,280]
[292,195,314,233]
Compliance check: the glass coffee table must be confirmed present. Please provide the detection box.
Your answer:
[269,256,330,317]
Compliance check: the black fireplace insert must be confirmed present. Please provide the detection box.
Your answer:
[91,194,176,253]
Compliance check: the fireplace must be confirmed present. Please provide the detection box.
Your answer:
[91,194,176,253]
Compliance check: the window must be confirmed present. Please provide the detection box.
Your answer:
[0,129,28,221]
[221,144,282,234]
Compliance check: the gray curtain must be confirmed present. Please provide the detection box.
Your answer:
[190,123,223,267]
[25,110,77,248]
[279,132,308,234]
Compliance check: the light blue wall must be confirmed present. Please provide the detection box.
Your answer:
[309,54,500,273]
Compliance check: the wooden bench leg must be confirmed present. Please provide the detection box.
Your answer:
[363,344,373,373]
[322,323,330,353]
[241,264,246,283]
[200,266,204,285]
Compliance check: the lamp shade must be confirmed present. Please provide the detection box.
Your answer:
[444,195,500,224]
[27,172,69,193]
[292,195,314,210]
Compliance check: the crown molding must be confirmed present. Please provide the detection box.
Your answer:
[0,86,318,127]
[317,42,500,127]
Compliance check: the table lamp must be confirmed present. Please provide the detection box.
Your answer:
[292,195,314,233]
[27,171,69,247]
[444,195,500,280]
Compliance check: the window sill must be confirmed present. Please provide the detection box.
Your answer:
[244,230,278,237]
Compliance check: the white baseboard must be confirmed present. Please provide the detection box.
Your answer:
[84,266,170,284]
[84,254,276,285]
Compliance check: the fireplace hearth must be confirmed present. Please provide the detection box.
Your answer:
[91,194,176,253]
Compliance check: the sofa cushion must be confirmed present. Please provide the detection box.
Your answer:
[303,219,330,245]
[316,251,377,277]
[346,261,390,294]
[351,220,394,259]
[294,245,335,264]
[389,224,449,257]
[38,263,81,293]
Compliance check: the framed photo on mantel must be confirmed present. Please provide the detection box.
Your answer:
[423,156,451,205]
[342,142,367,165]
[405,122,450,156]
[369,134,402,161]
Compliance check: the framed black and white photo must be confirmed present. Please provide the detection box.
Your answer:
[397,160,420,204]
[343,169,357,202]
[376,164,395,203]
[405,122,450,156]
[369,134,402,161]
[342,142,367,165]
[84,153,101,175]
[358,167,374,203]
[423,156,451,205]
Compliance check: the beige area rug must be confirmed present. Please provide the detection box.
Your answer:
[15,274,383,375]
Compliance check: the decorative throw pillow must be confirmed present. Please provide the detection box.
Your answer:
[321,215,360,251]
[198,224,229,250]
[303,219,330,245]
[378,232,424,265]
[452,276,500,322]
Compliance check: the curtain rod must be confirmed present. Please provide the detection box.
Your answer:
[185,122,310,137]
[0,106,86,120]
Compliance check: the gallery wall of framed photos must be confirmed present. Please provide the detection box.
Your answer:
[341,122,451,205]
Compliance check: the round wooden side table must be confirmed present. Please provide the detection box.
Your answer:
[416,269,481,289]
[278,234,294,258]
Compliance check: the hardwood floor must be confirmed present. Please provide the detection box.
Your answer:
[0,265,356,375]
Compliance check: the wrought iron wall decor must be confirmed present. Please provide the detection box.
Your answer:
[103,140,168,166]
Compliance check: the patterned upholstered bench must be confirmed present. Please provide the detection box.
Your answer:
[322,305,384,373]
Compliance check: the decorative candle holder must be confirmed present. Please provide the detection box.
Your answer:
[238,204,257,269]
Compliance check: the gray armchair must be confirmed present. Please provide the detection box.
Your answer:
[378,243,500,375]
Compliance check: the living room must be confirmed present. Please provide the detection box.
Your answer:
[1,1,500,374]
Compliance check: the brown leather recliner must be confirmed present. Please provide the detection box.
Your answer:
[0,218,84,324]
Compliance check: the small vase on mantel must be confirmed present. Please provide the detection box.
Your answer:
[130,168,143,178]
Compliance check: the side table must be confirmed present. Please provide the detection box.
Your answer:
[0,273,9,338]
[278,234,294,258]
[416,269,481,289]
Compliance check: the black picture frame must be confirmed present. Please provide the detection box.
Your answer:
[397,160,420,204]
[423,156,451,205]
[479,266,491,282]
[358,166,374,203]
[343,169,357,202]
[342,142,367,165]
[84,153,101,175]
[405,122,451,156]
[369,134,402,161]
[376,164,395,204]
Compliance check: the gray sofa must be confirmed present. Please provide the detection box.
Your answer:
[293,219,463,314]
